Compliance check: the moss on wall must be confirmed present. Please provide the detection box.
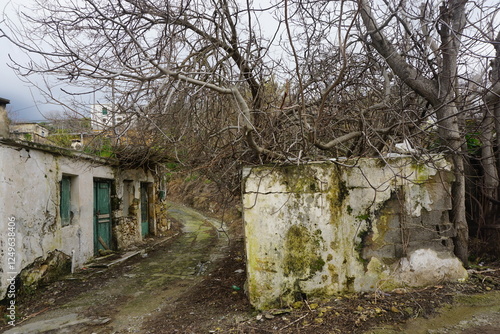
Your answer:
[283,224,325,278]
[244,158,461,310]
[279,165,322,193]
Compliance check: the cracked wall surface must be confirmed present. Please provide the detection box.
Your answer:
[242,156,467,310]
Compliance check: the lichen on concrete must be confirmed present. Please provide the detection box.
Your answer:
[283,224,325,278]
[243,157,466,310]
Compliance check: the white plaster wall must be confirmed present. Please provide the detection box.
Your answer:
[0,141,156,298]
[59,158,116,268]
[0,145,115,296]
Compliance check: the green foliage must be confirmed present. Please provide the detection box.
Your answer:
[165,162,179,170]
[355,213,370,221]
[80,117,92,130]
[465,132,481,156]
[84,137,115,158]
[184,174,199,182]
[48,129,77,148]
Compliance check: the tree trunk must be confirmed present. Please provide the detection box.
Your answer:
[358,0,469,264]
[436,0,468,265]
[482,31,500,228]
[451,154,469,264]
[481,106,499,213]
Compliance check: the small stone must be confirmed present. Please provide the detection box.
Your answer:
[264,313,275,320]
[272,309,291,316]
[390,306,400,313]
[256,314,263,321]
[392,288,406,294]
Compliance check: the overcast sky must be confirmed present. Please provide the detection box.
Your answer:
[0,0,56,122]
[2,0,498,122]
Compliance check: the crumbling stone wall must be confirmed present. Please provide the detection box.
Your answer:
[155,202,171,235]
[113,216,141,249]
[243,156,467,310]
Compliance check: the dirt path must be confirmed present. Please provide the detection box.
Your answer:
[4,202,229,334]
[3,201,500,334]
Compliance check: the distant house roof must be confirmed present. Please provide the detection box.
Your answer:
[0,98,10,108]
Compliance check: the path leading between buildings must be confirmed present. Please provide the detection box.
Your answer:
[5,202,229,334]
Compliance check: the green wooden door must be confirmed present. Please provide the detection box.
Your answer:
[94,180,112,254]
[60,176,71,226]
[140,183,149,238]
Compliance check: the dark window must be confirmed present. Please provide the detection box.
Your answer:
[60,176,71,226]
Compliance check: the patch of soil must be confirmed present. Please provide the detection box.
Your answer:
[0,224,183,332]
[145,236,500,333]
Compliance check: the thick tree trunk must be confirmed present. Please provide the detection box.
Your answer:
[451,154,469,264]
[481,107,499,209]
[482,31,500,229]
[436,0,468,265]
[358,0,469,265]
[436,103,469,265]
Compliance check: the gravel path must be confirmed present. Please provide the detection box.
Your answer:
[4,202,228,334]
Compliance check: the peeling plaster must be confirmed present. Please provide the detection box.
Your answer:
[243,157,467,310]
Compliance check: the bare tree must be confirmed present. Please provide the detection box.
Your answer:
[357,0,500,264]
[1,0,390,161]
[2,0,500,262]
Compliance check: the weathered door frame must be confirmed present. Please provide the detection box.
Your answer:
[93,179,113,255]
[140,182,151,238]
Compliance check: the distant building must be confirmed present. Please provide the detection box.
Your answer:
[90,104,137,131]
[10,122,50,144]
[0,97,9,109]
[0,98,10,138]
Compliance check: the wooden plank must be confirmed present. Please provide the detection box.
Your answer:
[98,236,110,250]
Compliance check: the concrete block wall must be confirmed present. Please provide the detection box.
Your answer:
[242,156,467,309]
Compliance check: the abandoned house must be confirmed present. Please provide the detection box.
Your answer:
[0,102,168,297]
[9,122,50,144]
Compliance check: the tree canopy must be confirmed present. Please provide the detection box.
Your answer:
[2,0,500,261]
